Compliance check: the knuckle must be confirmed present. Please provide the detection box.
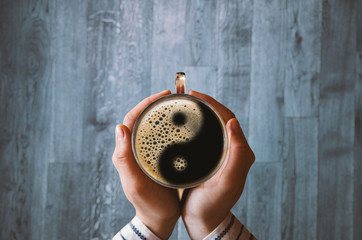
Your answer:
[233,142,249,154]
[112,153,117,165]
[249,149,256,163]
[117,155,128,166]
[112,151,127,167]
[245,148,255,166]
[233,142,255,162]
[111,150,119,164]
[233,143,255,166]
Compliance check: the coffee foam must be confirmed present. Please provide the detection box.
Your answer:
[134,98,203,182]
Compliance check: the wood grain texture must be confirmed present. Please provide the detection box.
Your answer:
[83,1,120,238]
[151,0,186,93]
[49,0,87,164]
[44,163,93,239]
[216,0,253,137]
[357,0,362,52]
[318,0,356,239]
[174,218,187,240]
[354,53,362,240]
[185,0,217,66]
[0,1,23,237]
[282,118,318,240]
[184,66,217,96]
[249,0,285,163]
[247,162,282,240]
[284,0,321,117]
[0,1,52,239]
[0,0,360,239]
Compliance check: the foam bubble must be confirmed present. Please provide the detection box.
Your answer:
[173,156,187,171]
[134,98,203,182]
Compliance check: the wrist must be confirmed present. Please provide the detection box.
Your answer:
[137,212,179,239]
[182,212,229,239]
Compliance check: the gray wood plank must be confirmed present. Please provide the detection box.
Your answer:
[357,0,362,52]
[248,0,284,162]
[0,0,360,239]
[284,0,321,117]
[216,0,253,137]
[117,0,154,111]
[0,0,18,83]
[280,119,296,240]
[85,0,153,238]
[150,0,186,93]
[247,162,282,240]
[44,162,93,239]
[354,52,362,240]
[68,1,119,238]
[0,0,23,236]
[49,0,87,163]
[185,0,217,66]
[184,66,217,96]
[0,1,52,239]
[282,118,318,240]
[318,0,356,239]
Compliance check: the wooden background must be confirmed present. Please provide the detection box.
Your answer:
[0,0,361,239]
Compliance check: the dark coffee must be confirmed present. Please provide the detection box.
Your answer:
[133,94,226,187]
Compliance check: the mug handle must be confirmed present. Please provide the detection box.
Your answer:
[175,72,186,94]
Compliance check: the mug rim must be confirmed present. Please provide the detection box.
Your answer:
[131,93,228,189]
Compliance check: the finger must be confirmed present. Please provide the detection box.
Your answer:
[123,90,172,130]
[112,124,148,184]
[219,118,254,184]
[188,90,235,123]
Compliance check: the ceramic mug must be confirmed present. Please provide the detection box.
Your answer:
[132,72,228,189]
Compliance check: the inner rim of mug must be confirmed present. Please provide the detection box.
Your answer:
[131,93,228,189]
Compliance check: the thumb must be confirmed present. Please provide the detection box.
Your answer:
[221,118,255,183]
[112,124,144,182]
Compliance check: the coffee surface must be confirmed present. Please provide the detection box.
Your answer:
[134,97,224,186]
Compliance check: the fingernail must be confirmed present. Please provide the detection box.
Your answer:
[161,90,171,94]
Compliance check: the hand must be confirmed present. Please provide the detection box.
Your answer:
[181,90,255,239]
[112,90,180,239]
